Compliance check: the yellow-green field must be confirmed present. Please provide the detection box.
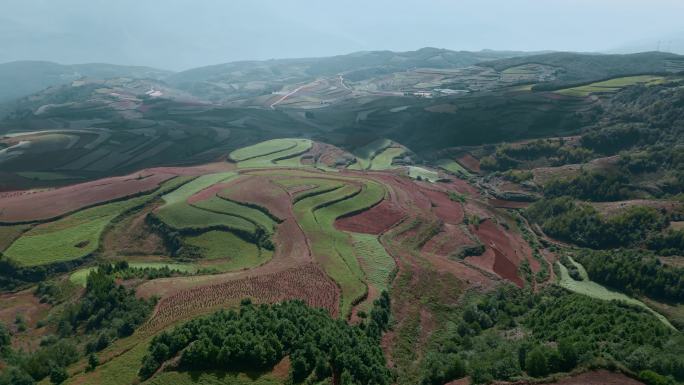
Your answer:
[555,75,664,97]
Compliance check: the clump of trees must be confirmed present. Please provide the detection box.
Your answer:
[573,249,684,302]
[140,294,392,384]
[544,170,631,201]
[525,197,667,249]
[419,285,684,384]
[0,264,155,384]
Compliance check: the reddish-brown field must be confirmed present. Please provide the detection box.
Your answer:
[335,198,405,234]
[441,178,480,196]
[467,219,537,287]
[0,171,175,222]
[422,223,475,257]
[422,188,464,224]
[218,174,291,219]
[141,264,339,331]
[457,153,481,173]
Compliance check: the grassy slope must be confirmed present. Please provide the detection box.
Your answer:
[557,257,674,329]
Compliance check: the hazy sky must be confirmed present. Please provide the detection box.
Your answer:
[1,0,683,71]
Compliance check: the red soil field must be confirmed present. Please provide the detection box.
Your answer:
[468,219,537,286]
[492,247,524,287]
[335,198,405,235]
[0,171,175,222]
[218,174,291,219]
[488,199,531,209]
[141,264,339,331]
[421,189,464,224]
[422,223,475,257]
[457,153,481,173]
[440,178,480,197]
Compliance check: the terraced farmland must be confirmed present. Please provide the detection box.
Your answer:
[3,177,190,266]
[292,176,386,316]
[230,138,312,168]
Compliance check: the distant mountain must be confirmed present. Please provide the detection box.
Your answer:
[0,61,172,103]
[480,51,684,86]
[168,48,531,85]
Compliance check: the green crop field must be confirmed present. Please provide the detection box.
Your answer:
[557,257,673,329]
[232,139,312,168]
[348,138,392,170]
[69,262,198,286]
[192,197,277,233]
[350,233,395,312]
[184,230,270,270]
[555,75,664,97]
[369,147,405,170]
[160,172,236,207]
[436,158,471,178]
[229,139,299,161]
[155,203,257,234]
[408,166,439,182]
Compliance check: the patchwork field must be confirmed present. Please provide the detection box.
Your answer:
[3,133,680,385]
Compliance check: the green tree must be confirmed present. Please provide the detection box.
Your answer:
[525,346,548,377]
[87,353,99,371]
[49,367,68,384]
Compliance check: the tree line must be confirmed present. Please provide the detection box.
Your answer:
[140,293,392,385]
